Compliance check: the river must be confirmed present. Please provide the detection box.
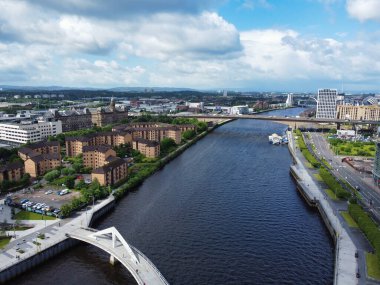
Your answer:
[10,107,334,285]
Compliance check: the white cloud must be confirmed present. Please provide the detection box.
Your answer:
[0,0,380,91]
[346,0,380,22]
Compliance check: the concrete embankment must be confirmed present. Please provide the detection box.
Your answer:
[0,197,115,283]
[287,131,358,285]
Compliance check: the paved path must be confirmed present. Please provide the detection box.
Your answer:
[288,131,359,285]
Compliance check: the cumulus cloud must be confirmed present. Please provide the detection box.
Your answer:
[346,0,380,22]
[0,0,380,90]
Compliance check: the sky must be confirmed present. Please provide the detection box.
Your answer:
[0,0,380,92]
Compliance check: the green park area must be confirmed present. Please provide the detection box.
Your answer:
[340,211,358,228]
[14,211,56,220]
[328,138,375,157]
[0,237,11,249]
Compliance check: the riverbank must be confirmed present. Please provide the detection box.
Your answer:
[287,130,358,285]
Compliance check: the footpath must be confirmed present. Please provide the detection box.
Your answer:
[0,195,114,281]
[287,131,359,285]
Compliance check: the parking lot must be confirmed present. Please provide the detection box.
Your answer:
[6,187,80,210]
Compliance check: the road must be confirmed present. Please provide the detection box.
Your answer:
[309,132,380,220]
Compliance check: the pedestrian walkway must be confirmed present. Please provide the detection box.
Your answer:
[287,131,358,285]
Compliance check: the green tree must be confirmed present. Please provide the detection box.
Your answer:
[160,138,176,155]
[182,130,196,141]
[44,170,61,182]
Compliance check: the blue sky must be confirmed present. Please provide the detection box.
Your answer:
[0,0,379,92]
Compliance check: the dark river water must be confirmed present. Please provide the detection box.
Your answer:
[10,108,334,285]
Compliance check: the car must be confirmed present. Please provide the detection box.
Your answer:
[20,199,29,204]
[45,190,53,195]
[355,186,360,191]
[356,272,361,278]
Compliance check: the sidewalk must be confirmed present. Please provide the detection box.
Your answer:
[288,131,359,285]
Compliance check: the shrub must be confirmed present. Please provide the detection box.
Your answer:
[44,170,61,182]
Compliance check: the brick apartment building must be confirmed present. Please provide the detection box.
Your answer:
[132,138,160,158]
[83,145,116,169]
[91,157,128,186]
[65,131,132,157]
[0,161,25,183]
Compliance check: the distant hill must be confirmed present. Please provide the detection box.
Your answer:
[0,85,197,92]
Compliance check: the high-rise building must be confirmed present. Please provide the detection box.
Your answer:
[316,89,338,119]
[373,142,380,186]
[285,93,293,107]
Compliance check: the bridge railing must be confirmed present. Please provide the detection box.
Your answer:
[131,246,170,285]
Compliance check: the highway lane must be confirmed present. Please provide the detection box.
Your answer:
[309,132,380,218]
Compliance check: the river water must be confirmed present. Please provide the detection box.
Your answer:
[11,108,334,285]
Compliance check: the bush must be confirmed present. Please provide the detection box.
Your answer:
[319,167,350,199]
[182,130,196,141]
[44,170,61,182]
[61,168,75,176]
[349,204,380,264]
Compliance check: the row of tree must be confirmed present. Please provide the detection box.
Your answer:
[349,204,380,264]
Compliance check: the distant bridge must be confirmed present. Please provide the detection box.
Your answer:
[67,227,169,285]
[170,114,380,125]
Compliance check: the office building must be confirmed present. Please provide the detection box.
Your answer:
[316,89,338,119]
[0,120,62,145]
[336,105,380,121]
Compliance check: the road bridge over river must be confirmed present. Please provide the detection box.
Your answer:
[169,113,380,125]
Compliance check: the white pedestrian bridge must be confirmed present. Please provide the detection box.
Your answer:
[66,227,169,285]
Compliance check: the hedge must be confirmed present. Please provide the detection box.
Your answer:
[319,167,350,199]
[349,204,380,264]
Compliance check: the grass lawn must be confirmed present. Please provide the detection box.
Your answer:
[305,162,314,169]
[0,237,11,249]
[325,189,338,201]
[14,211,56,220]
[313,174,323,181]
[366,252,380,280]
[341,211,358,228]
[329,139,375,157]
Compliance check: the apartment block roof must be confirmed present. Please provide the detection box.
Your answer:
[92,157,127,174]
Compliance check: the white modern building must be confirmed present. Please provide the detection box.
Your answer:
[186,102,204,110]
[230,105,249,115]
[0,120,62,145]
[316,89,338,119]
[285,93,293,107]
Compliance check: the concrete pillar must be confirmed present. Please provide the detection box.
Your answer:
[110,255,118,265]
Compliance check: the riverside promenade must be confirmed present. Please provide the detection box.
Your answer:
[287,131,358,285]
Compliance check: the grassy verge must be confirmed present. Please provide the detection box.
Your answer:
[305,162,313,169]
[341,211,358,228]
[14,211,56,220]
[366,253,380,280]
[313,174,323,181]
[325,189,338,201]
[0,237,11,249]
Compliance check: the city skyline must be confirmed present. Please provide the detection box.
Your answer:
[0,0,380,92]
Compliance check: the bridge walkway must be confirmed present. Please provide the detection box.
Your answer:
[67,227,169,285]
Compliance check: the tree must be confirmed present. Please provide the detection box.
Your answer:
[160,138,176,155]
[44,170,61,182]
[64,176,75,189]
[196,122,208,133]
[182,130,196,141]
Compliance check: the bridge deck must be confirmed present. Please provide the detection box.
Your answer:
[67,227,169,285]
